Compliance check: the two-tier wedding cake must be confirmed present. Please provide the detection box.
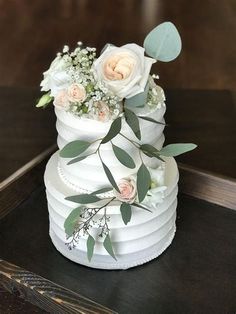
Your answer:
[37,22,196,269]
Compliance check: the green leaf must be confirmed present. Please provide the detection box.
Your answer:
[139,116,165,125]
[67,154,90,165]
[140,144,165,162]
[112,143,136,169]
[133,202,152,212]
[64,206,82,237]
[124,108,141,140]
[101,117,122,144]
[91,187,113,195]
[140,144,165,161]
[120,203,132,225]
[137,163,151,202]
[140,144,159,154]
[124,83,149,108]
[143,22,182,62]
[103,234,117,260]
[87,234,95,262]
[36,93,53,108]
[65,194,101,204]
[101,161,120,192]
[60,140,91,158]
[160,143,197,157]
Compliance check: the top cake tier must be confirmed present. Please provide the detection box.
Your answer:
[56,96,166,192]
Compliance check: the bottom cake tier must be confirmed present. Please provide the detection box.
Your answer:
[44,152,179,270]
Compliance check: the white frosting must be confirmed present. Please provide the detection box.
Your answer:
[55,104,166,190]
[44,152,179,269]
[43,98,180,269]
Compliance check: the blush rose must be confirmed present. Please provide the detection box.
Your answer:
[53,90,69,110]
[114,178,137,204]
[67,83,86,102]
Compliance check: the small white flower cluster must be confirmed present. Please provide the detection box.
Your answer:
[40,43,122,121]
[40,41,163,121]
[146,77,166,109]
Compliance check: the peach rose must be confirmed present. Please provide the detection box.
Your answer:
[114,178,137,204]
[93,44,156,99]
[103,53,136,81]
[67,83,86,103]
[53,90,69,110]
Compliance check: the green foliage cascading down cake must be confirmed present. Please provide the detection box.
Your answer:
[37,22,196,269]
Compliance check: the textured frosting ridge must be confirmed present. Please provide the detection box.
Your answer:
[56,104,166,190]
[44,95,179,269]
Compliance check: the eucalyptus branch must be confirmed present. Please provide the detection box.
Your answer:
[66,197,115,249]
[119,132,140,148]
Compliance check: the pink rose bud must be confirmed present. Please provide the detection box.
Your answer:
[67,83,86,102]
[114,178,137,204]
[53,90,69,110]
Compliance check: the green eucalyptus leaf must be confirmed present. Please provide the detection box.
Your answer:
[120,203,132,225]
[101,117,122,144]
[60,140,91,158]
[140,144,165,162]
[91,187,113,195]
[101,161,120,192]
[139,116,165,125]
[124,83,149,108]
[124,108,141,140]
[103,234,117,260]
[87,234,95,262]
[112,143,136,169]
[133,202,152,212]
[64,206,82,237]
[65,194,101,204]
[140,144,159,154]
[143,22,182,62]
[67,154,90,165]
[137,163,151,202]
[36,93,53,108]
[160,143,197,157]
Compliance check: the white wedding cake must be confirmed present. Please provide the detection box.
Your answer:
[37,22,196,269]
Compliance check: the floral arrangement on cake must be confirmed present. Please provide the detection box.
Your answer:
[37,22,196,262]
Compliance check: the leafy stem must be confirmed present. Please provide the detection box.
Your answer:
[66,197,115,249]
[119,132,140,148]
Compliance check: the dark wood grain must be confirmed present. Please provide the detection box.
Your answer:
[0,86,57,182]
[0,286,48,314]
[0,187,235,314]
[0,146,56,220]
[0,0,235,90]
[0,259,116,314]
[165,89,236,178]
[179,163,236,210]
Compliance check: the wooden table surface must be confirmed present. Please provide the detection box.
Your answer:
[0,187,235,314]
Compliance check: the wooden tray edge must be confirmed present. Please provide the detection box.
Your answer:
[0,259,117,314]
[179,162,236,210]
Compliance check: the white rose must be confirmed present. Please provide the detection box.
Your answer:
[142,165,167,208]
[93,44,156,99]
[40,56,71,97]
